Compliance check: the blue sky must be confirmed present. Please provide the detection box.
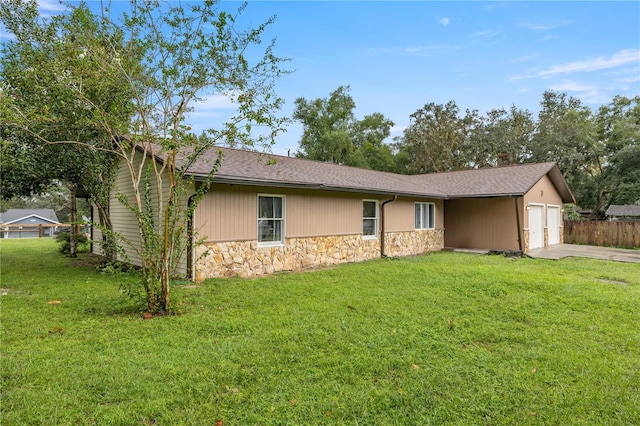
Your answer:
[9,1,640,156]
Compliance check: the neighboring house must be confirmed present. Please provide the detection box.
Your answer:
[0,209,61,239]
[94,144,574,281]
[605,205,640,221]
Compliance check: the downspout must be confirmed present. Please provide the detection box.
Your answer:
[514,196,523,252]
[380,195,398,257]
[186,193,198,281]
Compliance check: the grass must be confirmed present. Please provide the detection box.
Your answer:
[1,239,639,425]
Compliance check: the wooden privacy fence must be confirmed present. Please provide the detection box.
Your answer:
[564,220,640,249]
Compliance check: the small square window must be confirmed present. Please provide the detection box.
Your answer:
[415,202,435,229]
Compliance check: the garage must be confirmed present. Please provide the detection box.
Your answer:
[528,204,545,249]
[547,205,561,246]
[415,162,575,253]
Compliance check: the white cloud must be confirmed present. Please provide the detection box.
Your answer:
[619,74,640,83]
[440,17,450,26]
[510,49,640,82]
[548,81,598,92]
[390,125,407,134]
[538,34,559,43]
[185,93,239,133]
[471,30,505,45]
[366,44,458,57]
[195,93,238,111]
[520,20,573,31]
[539,49,640,76]
[546,80,625,105]
[474,30,502,38]
[37,0,66,13]
[512,53,539,62]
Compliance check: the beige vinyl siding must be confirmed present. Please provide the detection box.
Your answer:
[444,197,521,251]
[197,185,374,242]
[286,191,363,238]
[196,185,445,243]
[384,197,444,232]
[91,203,104,255]
[195,184,257,242]
[106,152,193,276]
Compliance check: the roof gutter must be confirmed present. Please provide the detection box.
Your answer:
[380,195,398,257]
[194,176,447,199]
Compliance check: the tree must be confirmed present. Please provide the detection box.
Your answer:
[347,112,396,171]
[1,0,131,258]
[529,91,600,209]
[465,105,534,167]
[1,0,287,314]
[395,101,470,173]
[596,95,640,206]
[293,86,395,171]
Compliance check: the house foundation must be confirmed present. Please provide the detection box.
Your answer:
[195,229,444,280]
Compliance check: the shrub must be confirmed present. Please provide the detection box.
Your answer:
[55,231,89,255]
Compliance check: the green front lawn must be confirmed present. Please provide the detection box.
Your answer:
[1,239,639,425]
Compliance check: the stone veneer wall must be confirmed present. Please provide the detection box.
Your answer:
[382,229,444,257]
[523,226,563,252]
[544,228,549,248]
[523,229,530,253]
[195,229,444,280]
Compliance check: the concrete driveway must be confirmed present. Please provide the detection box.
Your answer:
[527,244,640,263]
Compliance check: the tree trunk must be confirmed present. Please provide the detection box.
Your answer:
[68,184,78,258]
[95,200,117,263]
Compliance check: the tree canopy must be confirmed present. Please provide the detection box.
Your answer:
[1,0,135,256]
[293,86,396,171]
[391,92,639,212]
[1,0,288,313]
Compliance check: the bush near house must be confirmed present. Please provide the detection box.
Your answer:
[1,239,639,425]
[55,231,89,255]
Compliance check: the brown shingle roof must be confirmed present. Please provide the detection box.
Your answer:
[138,141,574,202]
[186,146,448,198]
[413,162,575,203]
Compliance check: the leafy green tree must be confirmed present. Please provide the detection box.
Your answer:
[395,100,470,173]
[1,0,131,258]
[596,95,640,206]
[2,0,288,314]
[294,86,355,163]
[346,112,396,171]
[529,91,600,208]
[293,86,395,171]
[465,106,534,167]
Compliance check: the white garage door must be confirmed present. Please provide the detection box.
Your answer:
[528,204,545,249]
[547,205,561,246]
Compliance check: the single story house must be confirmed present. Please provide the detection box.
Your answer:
[0,209,60,239]
[605,204,640,221]
[94,144,574,280]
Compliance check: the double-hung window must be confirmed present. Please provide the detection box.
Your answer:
[415,202,435,229]
[362,200,378,238]
[258,195,284,246]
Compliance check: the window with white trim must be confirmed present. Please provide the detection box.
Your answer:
[258,195,284,245]
[415,202,435,229]
[362,200,378,238]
